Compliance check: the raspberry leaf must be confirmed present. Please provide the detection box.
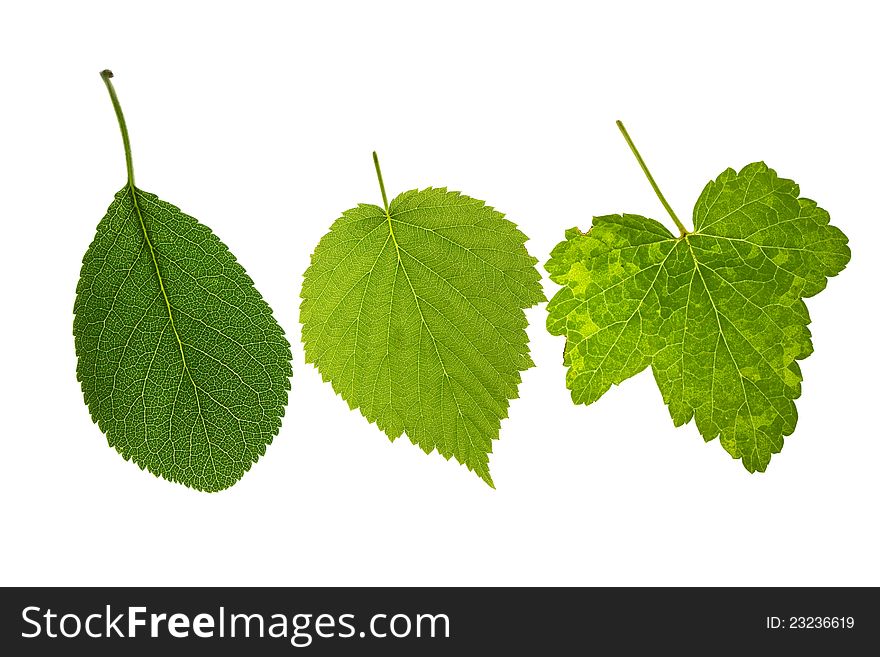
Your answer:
[301,154,544,486]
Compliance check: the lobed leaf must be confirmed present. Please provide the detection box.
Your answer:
[546,162,849,471]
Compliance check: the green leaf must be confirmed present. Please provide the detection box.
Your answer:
[73,71,292,492]
[301,153,544,486]
[546,123,850,472]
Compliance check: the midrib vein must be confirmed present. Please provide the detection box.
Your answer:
[385,208,464,421]
[128,185,208,437]
[384,205,402,261]
[685,237,758,445]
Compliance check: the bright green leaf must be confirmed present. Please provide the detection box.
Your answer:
[74,71,292,492]
[546,122,849,472]
[301,153,544,486]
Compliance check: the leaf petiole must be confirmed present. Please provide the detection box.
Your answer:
[372,151,391,217]
[616,120,689,237]
[100,70,135,188]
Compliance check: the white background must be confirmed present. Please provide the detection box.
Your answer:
[1,0,877,587]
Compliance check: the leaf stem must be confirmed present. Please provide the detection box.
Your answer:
[100,70,135,187]
[373,151,390,216]
[616,120,688,236]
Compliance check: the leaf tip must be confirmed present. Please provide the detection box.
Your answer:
[481,470,496,489]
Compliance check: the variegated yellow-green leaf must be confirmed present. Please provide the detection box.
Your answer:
[546,122,849,472]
